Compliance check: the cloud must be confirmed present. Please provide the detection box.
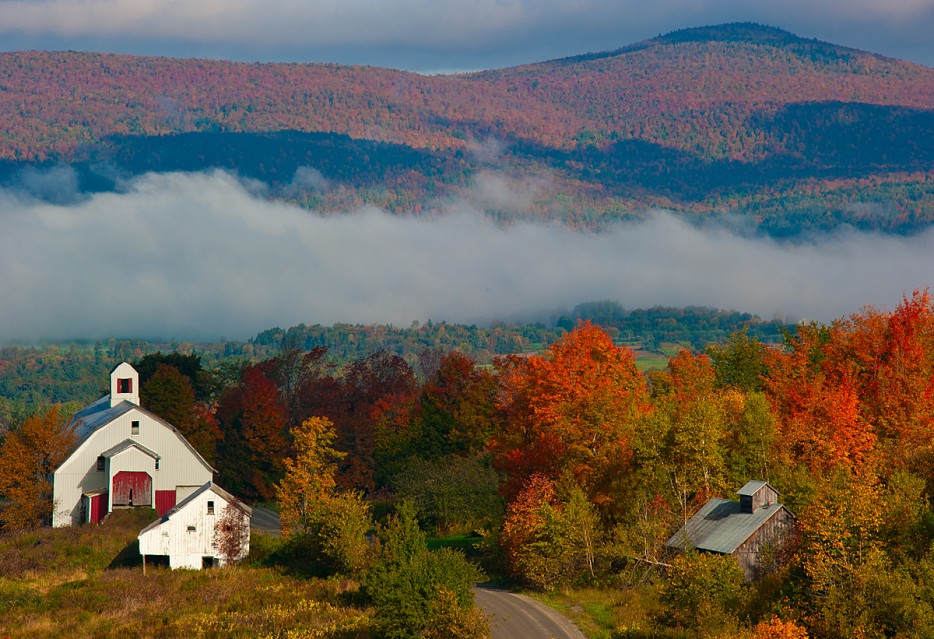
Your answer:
[11,165,83,205]
[277,166,329,199]
[0,169,932,342]
[462,171,546,214]
[0,0,930,69]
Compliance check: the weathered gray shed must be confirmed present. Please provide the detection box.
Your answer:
[667,480,795,581]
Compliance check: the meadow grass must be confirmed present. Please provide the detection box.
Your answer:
[0,511,370,639]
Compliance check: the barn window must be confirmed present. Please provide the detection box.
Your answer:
[131,420,140,435]
[155,458,160,470]
[97,456,105,471]
[187,525,196,532]
[117,378,133,394]
[207,501,215,515]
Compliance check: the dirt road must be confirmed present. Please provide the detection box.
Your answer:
[475,586,587,639]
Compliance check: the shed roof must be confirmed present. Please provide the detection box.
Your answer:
[667,498,787,554]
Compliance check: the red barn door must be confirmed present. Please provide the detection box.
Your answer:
[112,471,152,507]
[89,493,107,523]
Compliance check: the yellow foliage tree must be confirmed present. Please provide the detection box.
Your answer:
[276,416,344,537]
[276,416,371,575]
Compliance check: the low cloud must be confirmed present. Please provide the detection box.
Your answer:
[11,165,83,205]
[0,169,931,342]
[277,166,329,199]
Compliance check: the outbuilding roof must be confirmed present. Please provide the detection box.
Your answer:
[737,480,775,496]
[667,497,787,554]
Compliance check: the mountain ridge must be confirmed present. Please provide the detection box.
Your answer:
[0,23,931,234]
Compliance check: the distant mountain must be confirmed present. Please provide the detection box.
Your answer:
[0,23,931,233]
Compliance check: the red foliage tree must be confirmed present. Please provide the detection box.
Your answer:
[216,365,289,500]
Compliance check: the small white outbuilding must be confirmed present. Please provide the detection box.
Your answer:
[138,481,252,569]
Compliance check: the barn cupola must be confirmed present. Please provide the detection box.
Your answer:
[110,362,140,407]
[737,480,780,514]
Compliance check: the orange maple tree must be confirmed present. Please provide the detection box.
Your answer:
[491,322,649,504]
[0,406,76,530]
[764,290,934,476]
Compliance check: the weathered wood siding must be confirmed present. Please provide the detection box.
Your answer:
[734,507,795,581]
[740,484,780,514]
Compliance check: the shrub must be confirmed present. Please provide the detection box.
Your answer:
[660,551,745,632]
[362,501,486,639]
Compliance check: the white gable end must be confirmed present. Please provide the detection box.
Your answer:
[53,399,214,527]
[138,482,251,569]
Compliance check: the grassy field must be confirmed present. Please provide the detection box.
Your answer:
[633,342,690,373]
[0,511,369,639]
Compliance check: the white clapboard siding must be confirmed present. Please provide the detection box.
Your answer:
[138,482,251,569]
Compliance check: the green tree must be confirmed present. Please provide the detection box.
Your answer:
[661,551,745,632]
[363,501,486,639]
[500,475,603,590]
[141,363,221,464]
[391,455,503,535]
[707,329,768,392]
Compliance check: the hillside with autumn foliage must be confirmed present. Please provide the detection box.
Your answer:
[0,22,931,233]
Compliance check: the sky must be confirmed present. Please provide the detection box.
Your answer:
[0,0,931,71]
[1,169,932,342]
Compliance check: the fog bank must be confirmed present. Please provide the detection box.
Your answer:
[0,170,931,341]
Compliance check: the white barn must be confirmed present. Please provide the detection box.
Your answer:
[52,362,215,527]
[138,481,252,569]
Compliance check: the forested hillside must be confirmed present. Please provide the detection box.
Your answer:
[0,23,931,232]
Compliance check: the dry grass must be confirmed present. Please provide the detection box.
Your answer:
[531,585,712,639]
[0,512,370,638]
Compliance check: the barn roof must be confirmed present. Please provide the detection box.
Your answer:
[72,396,135,442]
[139,481,252,536]
[667,498,788,554]
[101,439,160,460]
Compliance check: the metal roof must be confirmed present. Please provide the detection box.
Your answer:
[737,480,775,496]
[65,394,216,474]
[667,498,787,554]
[72,396,136,443]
